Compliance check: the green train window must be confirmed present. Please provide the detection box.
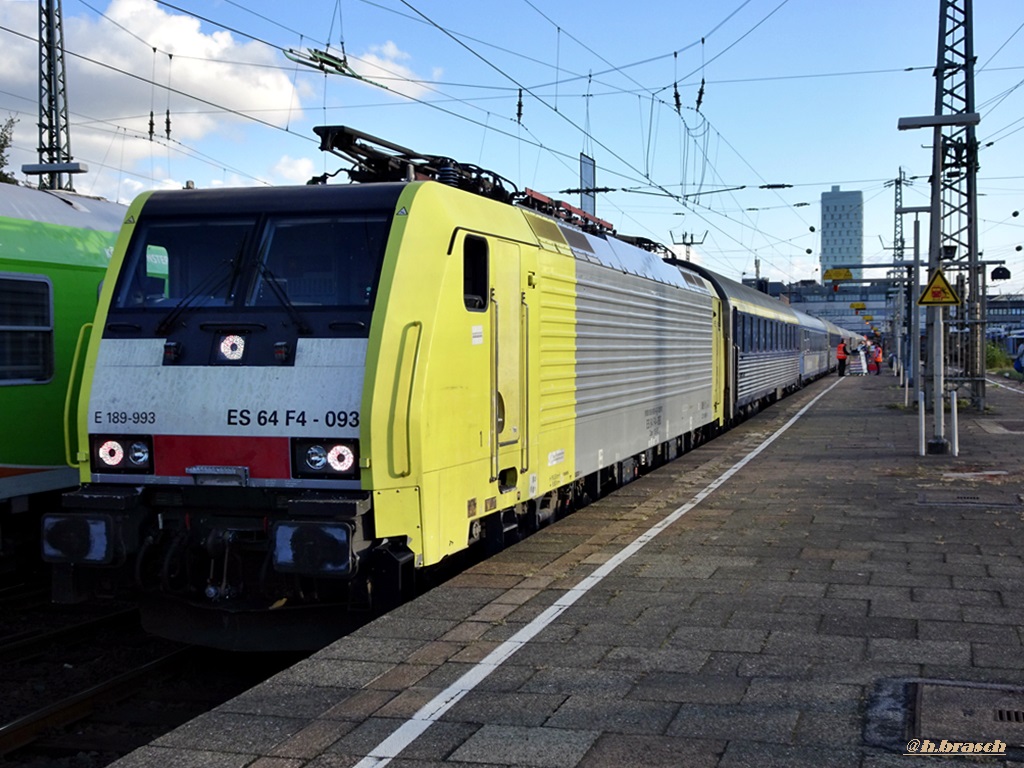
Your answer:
[0,275,53,384]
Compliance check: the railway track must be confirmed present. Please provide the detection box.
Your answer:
[0,646,195,759]
[0,581,49,612]
[0,603,308,768]
[0,608,140,664]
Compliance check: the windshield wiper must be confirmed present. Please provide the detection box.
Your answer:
[252,260,312,335]
[156,246,246,336]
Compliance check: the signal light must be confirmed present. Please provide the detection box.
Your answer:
[291,438,360,479]
[218,334,245,362]
[91,435,153,474]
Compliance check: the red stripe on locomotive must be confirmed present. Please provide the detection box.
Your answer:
[154,435,290,478]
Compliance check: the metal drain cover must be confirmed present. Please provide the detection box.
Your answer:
[917,491,1022,508]
[916,681,1024,745]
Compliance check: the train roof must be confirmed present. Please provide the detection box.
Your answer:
[792,308,827,332]
[528,217,713,296]
[681,262,802,322]
[0,183,126,231]
[139,182,407,217]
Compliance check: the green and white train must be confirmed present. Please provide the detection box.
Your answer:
[0,182,124,572]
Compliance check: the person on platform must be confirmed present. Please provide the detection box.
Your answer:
[856,342,868,376]
[836,339,848,377]
[873,343,884,375]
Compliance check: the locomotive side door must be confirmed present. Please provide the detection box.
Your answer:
[489,238,523,488]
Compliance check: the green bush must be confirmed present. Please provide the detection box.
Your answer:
[987,341,1013,370]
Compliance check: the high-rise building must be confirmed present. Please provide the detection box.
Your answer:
[820,185,863,283]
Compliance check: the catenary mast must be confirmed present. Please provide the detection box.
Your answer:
[34,0,76,191]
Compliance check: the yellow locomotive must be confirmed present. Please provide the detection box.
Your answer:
[42,128,841,649]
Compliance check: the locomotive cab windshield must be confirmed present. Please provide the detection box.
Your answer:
[105,185,398,345]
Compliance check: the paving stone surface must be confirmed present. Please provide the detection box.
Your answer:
[110,374,1024,767]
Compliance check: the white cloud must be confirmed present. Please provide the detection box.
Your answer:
[71,0,301,139]
[0,0,305,200]
[270,155,315,185]
[351,40,439,101]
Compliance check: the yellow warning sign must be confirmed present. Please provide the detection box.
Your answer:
[917,269,961,306]
[850,302,866,310]
[824,268,853,280]
[863,315,873,321]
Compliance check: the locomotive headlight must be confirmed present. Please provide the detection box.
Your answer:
[41,514,114,564]
[291,438,359,479]
[220,334,245,360]
[271,521,353,577]
[215,333,246,363]
[327,444,355,472]
[305,444,328,470]
[91,435,153,474]
[98,439,125,467]
[128,441,150,466]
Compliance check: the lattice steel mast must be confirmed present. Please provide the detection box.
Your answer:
[35,0,76,190]
[927,0,982,409]
[885,169,908,371]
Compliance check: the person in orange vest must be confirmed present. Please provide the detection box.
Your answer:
[836,339,848,377]
[873,343,884,376]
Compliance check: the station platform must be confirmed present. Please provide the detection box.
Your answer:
[112,370,1024,768]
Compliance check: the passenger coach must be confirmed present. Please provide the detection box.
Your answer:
[1,184,123,571]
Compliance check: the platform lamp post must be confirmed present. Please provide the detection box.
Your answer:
[896,206,929,445]
[897,111,980,455]
[892,207,933,454]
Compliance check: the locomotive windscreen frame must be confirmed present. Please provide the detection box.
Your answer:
[104,184,401,345]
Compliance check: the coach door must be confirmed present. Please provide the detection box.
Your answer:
[489,238,524,489]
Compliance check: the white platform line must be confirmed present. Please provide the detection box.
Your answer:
[986,377,1024,394]
[353,378,842,768]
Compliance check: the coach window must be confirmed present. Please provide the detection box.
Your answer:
[0,275,53,384]
[463,235,488,311]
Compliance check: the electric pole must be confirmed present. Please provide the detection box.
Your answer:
[928,0,983,411]
[26,0,83,190]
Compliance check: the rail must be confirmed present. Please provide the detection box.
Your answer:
[0,608,138,664]
[0,645,193,756]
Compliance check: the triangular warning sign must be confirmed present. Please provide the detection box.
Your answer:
[918,269,961,306]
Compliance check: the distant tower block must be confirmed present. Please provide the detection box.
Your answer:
[819,186,863,283]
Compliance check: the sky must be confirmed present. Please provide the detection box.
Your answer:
[1,0,1022,292]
